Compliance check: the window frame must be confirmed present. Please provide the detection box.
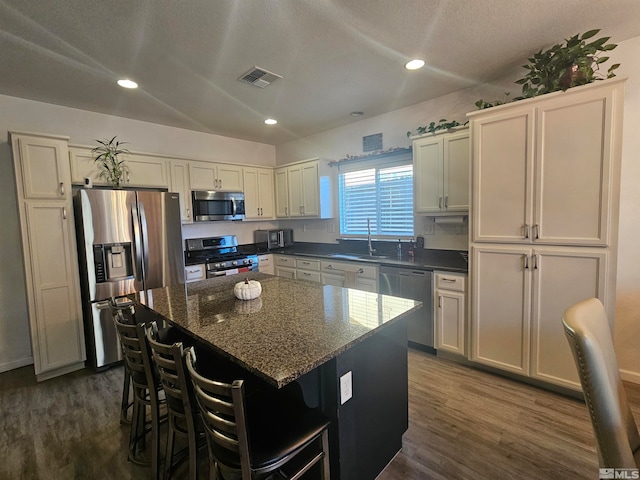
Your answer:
[337,150,414,240]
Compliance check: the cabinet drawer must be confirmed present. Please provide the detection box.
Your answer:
[321,260,376,279]
[435,272,466,292]
[275,255,296,267]
[297,270,321,283]
[296,258,320,271]
[185,264,206,283]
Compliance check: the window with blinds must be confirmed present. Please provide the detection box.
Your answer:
[338,159,414,238]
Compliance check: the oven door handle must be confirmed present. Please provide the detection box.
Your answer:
[231,197,237,217]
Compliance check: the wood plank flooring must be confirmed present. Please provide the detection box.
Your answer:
[2,349,637,479]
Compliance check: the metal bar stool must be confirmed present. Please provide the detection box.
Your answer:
[112,309,165,480]
[185,347,331,480]
[146,321,205,480]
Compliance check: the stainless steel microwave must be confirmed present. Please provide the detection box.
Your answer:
[192,191,245,221]
[254,229,294,250]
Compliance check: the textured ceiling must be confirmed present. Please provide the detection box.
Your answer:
[1,0,640,145]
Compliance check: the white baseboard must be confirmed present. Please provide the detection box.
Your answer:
[0,356,33,373]
[620,369,640,384]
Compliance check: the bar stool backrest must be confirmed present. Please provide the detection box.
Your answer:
[185,347,251,478]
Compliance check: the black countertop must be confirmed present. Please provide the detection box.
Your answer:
[244,242,468,273]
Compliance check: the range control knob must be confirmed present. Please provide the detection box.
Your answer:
[247,259,253,264]
[232,261,238,266]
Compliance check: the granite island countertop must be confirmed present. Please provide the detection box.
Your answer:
[134,272,421,388]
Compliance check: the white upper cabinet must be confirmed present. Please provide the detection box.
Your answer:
[243,167,275,220]
[470,79,624,246]
[275,158,333,219]
[189,161,243,192]
[169,159,192,223]
[19,135,72,200]
[413,129,469,214]
[69,146,169,189]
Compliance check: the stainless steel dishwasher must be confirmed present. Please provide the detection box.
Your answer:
[379,266,434,351]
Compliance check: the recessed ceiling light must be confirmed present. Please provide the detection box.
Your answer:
[405,59,425,70]
[117,79,138,89]
[264,118,278,125]
[350,111,364,117]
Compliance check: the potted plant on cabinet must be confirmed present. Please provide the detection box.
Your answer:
[91,136,130,188]
[514,29,619,98]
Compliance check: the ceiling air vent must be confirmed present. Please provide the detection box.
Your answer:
[238,66,282,88]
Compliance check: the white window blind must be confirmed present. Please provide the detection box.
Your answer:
[339,158,414,238]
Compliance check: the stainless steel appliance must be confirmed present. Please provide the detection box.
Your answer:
[75,189,185,370]
[185,235,258,278]
[379,266,434,351]
[254,228,294,250]
[192,191,245,221]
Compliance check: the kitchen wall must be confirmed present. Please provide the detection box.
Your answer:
[2,35,639,380]
[276,35,640,381]
[275,75,520,250]
[0,95,276,371]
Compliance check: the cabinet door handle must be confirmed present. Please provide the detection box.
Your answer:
[438,196,443,209]
[285,206,288,216]
[524,224,529,239]
[327,264,333,269]
[442,278,456,282]
[219,179,222,189]
[524,254,529,269]
[444,196,448,208]
[438,295,442,308]
[127,173,130,183]
[534,224,540,239]
[59,182,65,196]
[534,254,539,269]
[357,268,364,274]
[63,207,67,219]
[186,207,190,218]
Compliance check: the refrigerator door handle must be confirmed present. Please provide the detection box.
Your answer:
[95,300,111,310]
[131,203,143,282]
[139,202,150,284]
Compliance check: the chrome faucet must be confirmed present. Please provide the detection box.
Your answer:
[367,218,376,256]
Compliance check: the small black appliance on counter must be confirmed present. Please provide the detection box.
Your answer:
[254,229,294,250]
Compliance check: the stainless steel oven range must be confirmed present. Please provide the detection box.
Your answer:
[185,235,258,278]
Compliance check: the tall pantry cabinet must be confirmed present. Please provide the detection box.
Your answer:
[10,132,86,381]
[467,78,625,391]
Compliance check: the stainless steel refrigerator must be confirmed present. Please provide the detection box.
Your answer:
[74,189,185,370]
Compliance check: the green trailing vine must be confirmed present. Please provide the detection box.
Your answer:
[407,119,468,138]
[474,92,511,110]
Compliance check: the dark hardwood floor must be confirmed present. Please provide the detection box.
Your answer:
[2,349,637,479]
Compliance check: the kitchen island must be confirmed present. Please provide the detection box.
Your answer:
[133,272,421,480]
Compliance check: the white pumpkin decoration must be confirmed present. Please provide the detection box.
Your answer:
[234,277,262,300]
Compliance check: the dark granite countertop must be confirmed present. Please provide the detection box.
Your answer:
[134,272,421,388]
[246,242,468,273]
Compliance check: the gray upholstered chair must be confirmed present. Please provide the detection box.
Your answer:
[562,297,640,468]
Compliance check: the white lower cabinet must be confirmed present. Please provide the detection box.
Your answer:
[11,132,86,380]
[471,245,608,390]
[295,258,321,283]
[258,254,274,275]
[320,260,378,293]
[434,272,466,356]
[185,264,205,283]
[275,255,296,279]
